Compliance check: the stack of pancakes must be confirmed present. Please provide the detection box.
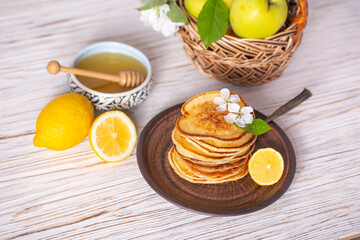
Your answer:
[168,91,257,184]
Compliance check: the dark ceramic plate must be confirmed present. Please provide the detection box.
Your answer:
[137,104,296,216]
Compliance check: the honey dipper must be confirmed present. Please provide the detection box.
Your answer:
[47,60,145,88]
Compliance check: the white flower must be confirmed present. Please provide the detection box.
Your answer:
[224,106,254,127]
[140,4,184,37]
[240,106,254,124]
[214,88,254,127]
[224,113,238,123]
[213,88,241,112]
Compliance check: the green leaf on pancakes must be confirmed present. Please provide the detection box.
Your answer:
[235,119,272,136]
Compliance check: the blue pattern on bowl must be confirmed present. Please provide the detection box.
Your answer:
[67,41,153,112]
[68,74,153,111]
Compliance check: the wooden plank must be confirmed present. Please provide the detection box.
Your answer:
[1,0,360,239]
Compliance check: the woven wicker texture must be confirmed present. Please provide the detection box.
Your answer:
[178,0,308,86]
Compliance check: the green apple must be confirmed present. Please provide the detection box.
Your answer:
[184,0,207,18]
[229,0,288,39]
[222,0,234,10]
[184,0,233,18]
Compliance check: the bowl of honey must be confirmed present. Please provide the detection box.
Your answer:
[67,41,152,111]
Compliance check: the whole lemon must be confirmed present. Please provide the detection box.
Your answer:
[33,93,94,151]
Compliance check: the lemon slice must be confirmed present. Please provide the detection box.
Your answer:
[248,148,284,186]
[89,111,137,163]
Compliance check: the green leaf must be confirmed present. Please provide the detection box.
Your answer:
[137,0,167,11]
[235,119,272,136]
[167,3,189,23]
[197,0,228,48]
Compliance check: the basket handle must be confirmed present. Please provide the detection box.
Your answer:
[291,0,308,35]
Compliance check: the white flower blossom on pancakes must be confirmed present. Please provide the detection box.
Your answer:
[224,106,254,128]
[139,4,185,37]
[214,88,271,135]
[213,88,241,112]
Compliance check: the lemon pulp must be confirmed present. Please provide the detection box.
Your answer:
[90,111,137,163]
[248,148,284,186]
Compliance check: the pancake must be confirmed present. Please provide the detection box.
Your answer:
[168,147,249,184]
[175,143,255,166]
[189,131,255,148]
[168,147,204,181]
[174,141,248,164]
[177,91,250,140]
[174,148,248,180]
[172,129,240,158]
[191,135,257,153]
[175,126,256,154]
[182,154,248,174]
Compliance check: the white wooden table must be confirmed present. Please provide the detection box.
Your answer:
[1,0,360,239]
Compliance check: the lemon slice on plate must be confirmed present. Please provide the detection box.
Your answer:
[89,111,137,163]
[248,148,284,186]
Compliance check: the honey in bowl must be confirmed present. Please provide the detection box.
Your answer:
[75,52,147,93]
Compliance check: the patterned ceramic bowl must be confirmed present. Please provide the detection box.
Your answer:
[67,42,152,111]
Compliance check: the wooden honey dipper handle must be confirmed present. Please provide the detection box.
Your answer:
[47,60,145,88]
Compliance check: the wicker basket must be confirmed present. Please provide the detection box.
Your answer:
[178,0,308,86]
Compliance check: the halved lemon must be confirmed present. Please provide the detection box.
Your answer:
[248,148,284,186]
[89,111,137,163]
